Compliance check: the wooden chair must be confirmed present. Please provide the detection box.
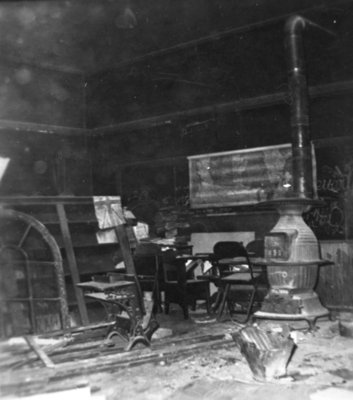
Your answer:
[197,241,247,313]
[161,249,211,319]
[216,241,267,323]
[133,242,164,313]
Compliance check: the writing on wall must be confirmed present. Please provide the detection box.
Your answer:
[304,137,353,239]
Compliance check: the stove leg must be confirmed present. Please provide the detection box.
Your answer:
[307,319,316,331]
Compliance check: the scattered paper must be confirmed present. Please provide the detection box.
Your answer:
[96,229,117,244]
[133,222,149,241]
[203,260,213,273]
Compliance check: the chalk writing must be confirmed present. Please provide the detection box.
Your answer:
[317,165,351,195]
[304,201,345,237]
[305,149,353,239]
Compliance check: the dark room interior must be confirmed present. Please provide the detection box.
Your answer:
[0,1,353,399]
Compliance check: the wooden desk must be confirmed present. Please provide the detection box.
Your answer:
[77,280,134,292]
[77,278,155,351]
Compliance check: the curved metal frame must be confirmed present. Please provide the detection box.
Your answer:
[0,208,70,336]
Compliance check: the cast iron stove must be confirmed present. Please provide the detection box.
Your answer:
[254,198,330,329]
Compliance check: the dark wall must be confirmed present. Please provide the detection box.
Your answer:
[85,2,353,128]
[85,26,288,127]
[0,131,92,196]
[88,2,353,234]
[0,63,85,127]
[0,62,89,196]
[91,92,353,194]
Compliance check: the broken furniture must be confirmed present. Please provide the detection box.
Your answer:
[0,207,70,338]
[162,250,211,319]
[0,196,131,332]
[232,325,295,380]
[76,196,159,351]
[216,241,267,323]
[77,273,158,351]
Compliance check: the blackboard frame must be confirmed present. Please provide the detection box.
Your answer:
[188,143,295,209]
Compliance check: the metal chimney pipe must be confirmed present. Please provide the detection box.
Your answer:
[284,15,312,199]
[284,15,336,199]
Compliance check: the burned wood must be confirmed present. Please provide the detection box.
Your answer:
[24,336,55,368]
[0,368,55,398]
[24,332,228,366]
[232,325,295,380]
[52,335,234,379]
[9,336,74,370]
[56,202,89,326]
[1,332,233,395]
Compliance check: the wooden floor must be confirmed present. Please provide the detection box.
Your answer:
[1,307,353,400]
[0,307,235,397]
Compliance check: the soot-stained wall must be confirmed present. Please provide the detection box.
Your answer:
[0,63,88,196]
[0,131,92,196]
[88,3,353,234]
[0,63,84,126]
[85,1,353,128]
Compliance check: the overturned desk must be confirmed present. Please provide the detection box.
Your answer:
[77,275,159,351]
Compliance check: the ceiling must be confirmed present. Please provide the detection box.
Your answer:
[0,0,349,74]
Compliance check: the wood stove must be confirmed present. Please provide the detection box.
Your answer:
[254,199,330,328]
[254,16,335,328]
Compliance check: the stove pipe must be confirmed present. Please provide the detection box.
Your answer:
[285,15,312,199]
[284,16,335,199]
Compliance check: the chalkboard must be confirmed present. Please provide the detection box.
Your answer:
[304,136,353,240]
[188,144,294,208]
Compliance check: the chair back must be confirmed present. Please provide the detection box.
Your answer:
[133,254,160,278]
[246,239,264,257]
[213,241,254,278]
[134,242,161,256]
[162,262,179,283]
[213,241,246,259]
[133,242,163,279]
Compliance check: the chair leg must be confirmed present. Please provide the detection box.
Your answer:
[211,287,223,313]
[217,284,230,321]
[154,281,164,313]
[164,299,170,315]
[235,288,256,324]
[245,288,256,323]
[180,286,189,319]
[205,288,211,315]
[182,305,189,319]
[152,288,163,313]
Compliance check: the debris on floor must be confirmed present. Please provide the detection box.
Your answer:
[232,324,295,380]
[1,307,353,400]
